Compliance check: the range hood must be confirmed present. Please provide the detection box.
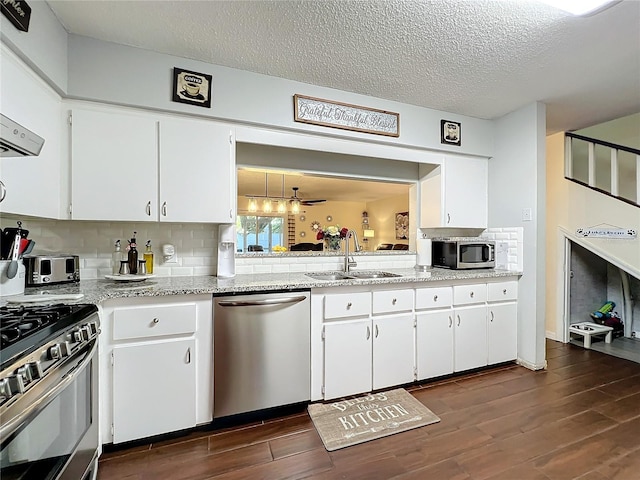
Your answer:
[0,114,45,157]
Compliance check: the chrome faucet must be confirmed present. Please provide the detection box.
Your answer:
[344,230,361,272]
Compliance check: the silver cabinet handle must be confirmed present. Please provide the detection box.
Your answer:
[447,213,451,224]
[392,298,397,305]
[448,316,452,328]
[161,201,167,216]
[490,311,494,322]
[186,347,191,364]
[0,180,6,203]
[347,302,352,309]
[218,296,306,307]
[457,315,461,327]
[470,291,474,298]
[146,201,151,216]
[375,324,379,338]
[433,295,438,302]
[366,326,370,340]
[229,209,233,219]
[503,289,507,295]
[152,318,159,324]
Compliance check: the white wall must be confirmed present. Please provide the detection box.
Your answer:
[489,102,547,370]
[577,113,640,149]
[66,35,494,158]
[0,0,68,92]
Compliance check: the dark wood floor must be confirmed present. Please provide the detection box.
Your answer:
[98,340,640,479]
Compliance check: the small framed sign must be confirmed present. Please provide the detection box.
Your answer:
[172,68,212,108]
[1,0,31,32]
[441,119,461,146]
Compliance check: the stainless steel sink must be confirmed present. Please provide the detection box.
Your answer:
[348,271,403,279]
[305,271,402,281]
[305,272,353,281]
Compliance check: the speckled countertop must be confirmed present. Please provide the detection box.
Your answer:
[10,268,521,305]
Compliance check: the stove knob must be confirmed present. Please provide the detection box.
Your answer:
[27,361,43,380]
[15,366,32,386]
[72,329,83,342]
[0,378,13,400]
[7,375,25,394]
[59,341,71,357]
[48,344,61,360]
[87,322,99,336]
[80,326,91,341]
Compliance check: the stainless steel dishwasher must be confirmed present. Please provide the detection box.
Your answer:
[213,290,311,418]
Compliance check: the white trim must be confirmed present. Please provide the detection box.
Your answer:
[517,358,547,371]
[556,230,571,343]
[636,154,640,204]
[546,330,558,341]
[564,134,572,178]
[588,142,596,187]
[611,148,619,197]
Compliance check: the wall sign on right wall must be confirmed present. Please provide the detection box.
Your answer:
[441,120,461,146]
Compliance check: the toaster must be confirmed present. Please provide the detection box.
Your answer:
[23,255,80,286]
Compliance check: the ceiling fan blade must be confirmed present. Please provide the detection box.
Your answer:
[301,199,326,205]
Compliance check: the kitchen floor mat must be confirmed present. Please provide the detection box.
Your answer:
[307,388,440,451]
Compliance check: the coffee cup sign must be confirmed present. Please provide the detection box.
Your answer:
[172,68,212,108]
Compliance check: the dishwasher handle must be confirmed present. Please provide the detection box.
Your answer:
[217,295,308,307]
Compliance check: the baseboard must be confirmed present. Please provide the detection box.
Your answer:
[546,330,558,341]
[517,357,547,371]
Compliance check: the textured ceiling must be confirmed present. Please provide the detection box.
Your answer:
[47,0,640,134]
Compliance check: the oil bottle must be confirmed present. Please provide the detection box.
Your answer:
[112,239,121,274]
[127,232,138,274]
[144,240,154,274]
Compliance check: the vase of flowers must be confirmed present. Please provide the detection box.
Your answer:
[316,225,348,251]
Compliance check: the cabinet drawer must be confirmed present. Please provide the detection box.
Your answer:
[488,281,518,302]
[415,287,453,310]
[453,284,487,305]
[113,303,197,340]
[324,292,371,319]
[372,289,414,314]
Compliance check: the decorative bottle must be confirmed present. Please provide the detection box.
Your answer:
[127,232,138,274]
[144,240,154,274]
[112,239,121,274]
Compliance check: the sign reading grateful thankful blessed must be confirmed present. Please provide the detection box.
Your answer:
[1,0,32,32]
[293,94,400,137]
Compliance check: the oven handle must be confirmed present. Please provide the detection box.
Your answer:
[0,338,98,440]
[217,296,307,307]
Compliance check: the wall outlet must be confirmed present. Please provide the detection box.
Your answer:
[162,244,178,264]
[522,208,532,222]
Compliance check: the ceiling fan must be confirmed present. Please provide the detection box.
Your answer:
[291,187,326,206]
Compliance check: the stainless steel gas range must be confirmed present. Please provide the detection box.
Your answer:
[0,302,100,480]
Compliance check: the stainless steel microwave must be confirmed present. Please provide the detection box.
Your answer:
[432,240,495,269]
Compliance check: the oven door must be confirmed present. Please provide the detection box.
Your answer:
[0,338,98,480]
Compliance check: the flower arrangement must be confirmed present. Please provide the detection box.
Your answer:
[316,225,348,251]
[316,225,348,241]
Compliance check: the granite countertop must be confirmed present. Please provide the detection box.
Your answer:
[12,268,522,305]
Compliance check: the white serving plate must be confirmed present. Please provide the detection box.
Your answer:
[104,274,156,282]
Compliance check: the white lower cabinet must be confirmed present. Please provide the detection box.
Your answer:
[112,338,196,444]
[99,295,213,446]
[324,319,372,400]
[453,305,488,372]
[372,314,415,390]
[416,309,453,379]
[488,303,518,364]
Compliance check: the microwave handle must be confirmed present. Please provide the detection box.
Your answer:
[483,243,494,262]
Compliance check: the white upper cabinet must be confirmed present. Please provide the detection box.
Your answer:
[420,155,488,228]
[71,107,158,221]
[159,119,234,223]
[70,105,235,223]
[1,45,64,219]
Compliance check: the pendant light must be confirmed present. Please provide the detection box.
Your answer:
[277,174,287,213]
[291,187,301,214]
[248,197,258,212]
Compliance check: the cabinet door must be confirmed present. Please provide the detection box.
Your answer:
[488,302,518,364]
[71,108,158,221]
[112,338,196,443]
[416,310,454,380]
[373,314,415,390]
[419,156,487,228]
[324,319,372,400]
[454,305,487,372]
[443,156,487,228]
[159,119,234,223]
[1,46,63,219]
